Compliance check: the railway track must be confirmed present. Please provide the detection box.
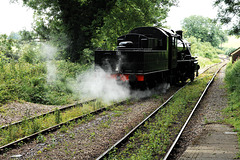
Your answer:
[163,62,227,160]
[0,99,128,154]
[96,61,226,160]
[0,62,224,156]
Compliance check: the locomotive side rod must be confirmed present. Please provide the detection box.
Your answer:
[163,62,227,160]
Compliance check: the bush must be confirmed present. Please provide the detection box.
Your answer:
[0,59,90,105]
[225,61,240,99]
[187,36,224,59]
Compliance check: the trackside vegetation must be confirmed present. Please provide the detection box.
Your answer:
[223,60,240,157]
[0,59,90,105]
[106,73,213,159]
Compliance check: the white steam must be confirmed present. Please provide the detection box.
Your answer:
[69,67,130,104]
[41,44,58,83]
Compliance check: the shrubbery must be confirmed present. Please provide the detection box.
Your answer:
[0,34,91,105]
[225,61,240,108]
[186,36,224,59]
[0,59,90,105]
[224,61,240,151]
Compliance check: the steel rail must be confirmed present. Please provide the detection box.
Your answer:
[163,62,227,160]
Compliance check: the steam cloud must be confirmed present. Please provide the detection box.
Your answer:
[41,43,58,83]
[68,66,130,104]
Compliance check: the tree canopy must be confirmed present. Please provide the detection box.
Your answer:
[12,0,178,62]
[181,15,228,47]
[92,0,178,50]
[214,0,240,36]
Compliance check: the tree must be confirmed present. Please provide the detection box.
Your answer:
[12,0,178,62]
[92,0,178,50]
[214,0,240,36]
[12,0,117,62]
[181,15,227,47]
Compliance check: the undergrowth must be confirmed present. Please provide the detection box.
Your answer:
[0,59,90,105]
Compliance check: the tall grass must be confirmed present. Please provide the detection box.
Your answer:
[223,61,240,157]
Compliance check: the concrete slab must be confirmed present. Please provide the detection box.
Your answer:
[179,124,239,160]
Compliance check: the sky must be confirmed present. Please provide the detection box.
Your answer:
[0,0,218,35]
[0,1,34,35]
[166,0,218,30]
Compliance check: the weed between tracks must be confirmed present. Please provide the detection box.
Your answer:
[106,76,212,159]
[0,100,106,148]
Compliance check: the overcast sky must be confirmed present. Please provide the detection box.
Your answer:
[166,0,218,30]
[0,1,33,35]
[0,0,218,35]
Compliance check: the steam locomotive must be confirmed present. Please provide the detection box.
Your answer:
[95,27,200,88]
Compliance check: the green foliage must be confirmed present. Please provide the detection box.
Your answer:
[13,0,178,61]
[182,15,228,47]
[224,61,240,157]
[13,0,117,62]
[225,61,240,98]
[223,47,237,56]
[92,0,178,50]
[197,56,221,69]
[0,34,20,61]
[187,36,224,59]
[19,43,40,64]
[36,134,46,143]
[0,50,90,106]
[214,0,240,36]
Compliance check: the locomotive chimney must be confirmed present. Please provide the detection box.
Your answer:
[176,30,183,39]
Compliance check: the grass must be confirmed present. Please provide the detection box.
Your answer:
[197,56,221,69]
[223,61,240,158]
[106,75,213,159]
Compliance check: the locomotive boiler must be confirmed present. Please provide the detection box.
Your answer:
[95,27,199,88]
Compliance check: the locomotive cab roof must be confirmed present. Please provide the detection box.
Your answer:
[129,27,178,38]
